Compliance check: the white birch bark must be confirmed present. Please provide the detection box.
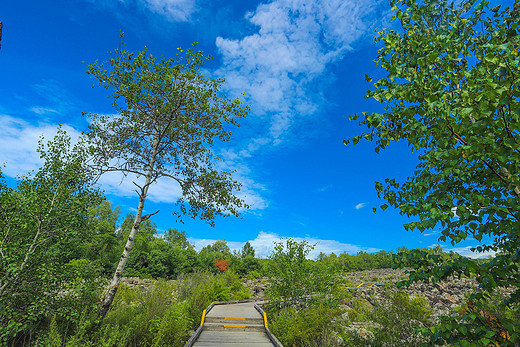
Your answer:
[99,136,159,318]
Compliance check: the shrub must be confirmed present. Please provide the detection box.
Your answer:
[247,270,262,280]
[267,238,335,306]
[150,301,192,347]
[54,279,187,346]
[345,289,431,346]
[177,271,251,329]
[422,290,520,346]
[269,303,342,347]
[214,258,229,272]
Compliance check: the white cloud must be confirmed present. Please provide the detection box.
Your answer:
[218,149,269,211]
[207,0,389,212]
[236,189,268,211]
[429,244,496,259]
[317,184,332,192]
[0,115,82,177]
[0,115,268,209]
[85,0,196,22]
[31,81,81,118]
[423,230,441,236]
[30,107,59,115]
[189,231,380,258]
[216,0,388,147]
[355,202,367,210]
[140,0,196,21]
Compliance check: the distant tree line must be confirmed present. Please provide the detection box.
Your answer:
[75,197,426,281]
[85,201,265,279]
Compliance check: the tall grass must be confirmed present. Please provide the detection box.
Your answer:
[33,270,250,347]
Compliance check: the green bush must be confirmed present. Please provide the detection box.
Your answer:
[267,238,335,305]
[269,303,342,347]
[344,298,373,323]
[36,279,189,347]
[230,255,262,276]
[101,281,173,346]
[247,270,262,280]
[345,289,431,346]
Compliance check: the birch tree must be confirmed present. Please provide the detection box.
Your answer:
[0,129,100,342]
[85,44,250,318]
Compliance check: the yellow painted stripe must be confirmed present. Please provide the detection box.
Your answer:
[263,312,268,329]
[369,282,377,287]
[224,317,246,321]
[200,310,207,327]
[356,282,365,288]
[224,324,246,328]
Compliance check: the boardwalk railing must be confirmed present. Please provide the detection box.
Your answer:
[184,302,215,347]
[347,282,384,290]
[254,302,283,347]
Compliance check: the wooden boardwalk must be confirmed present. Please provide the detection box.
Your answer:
[185,282,379,346]
[186,301,282,347]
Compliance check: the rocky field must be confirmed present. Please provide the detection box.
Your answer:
[122,268,502,324]
[243,268,481,322]
[342,268,480,323]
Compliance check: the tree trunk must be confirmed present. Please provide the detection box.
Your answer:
[99,137,159,319]
[0,224,42,296]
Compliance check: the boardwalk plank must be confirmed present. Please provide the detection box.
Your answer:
[196,330,274,345]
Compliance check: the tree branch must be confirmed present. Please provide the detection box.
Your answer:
[446,123,518,197]
[500,106,517,144]
[141,210,160,221]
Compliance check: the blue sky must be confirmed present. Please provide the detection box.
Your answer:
[0,0,494,258]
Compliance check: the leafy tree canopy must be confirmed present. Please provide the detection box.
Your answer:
[201,239,231,255]
[241,241,255,258]
[347,0,520,344]
[164,228,192,249]
[85,42,250,224]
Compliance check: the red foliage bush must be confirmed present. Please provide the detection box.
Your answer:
[214,258,229,272]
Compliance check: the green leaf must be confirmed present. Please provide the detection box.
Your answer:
[457,325,468,335]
